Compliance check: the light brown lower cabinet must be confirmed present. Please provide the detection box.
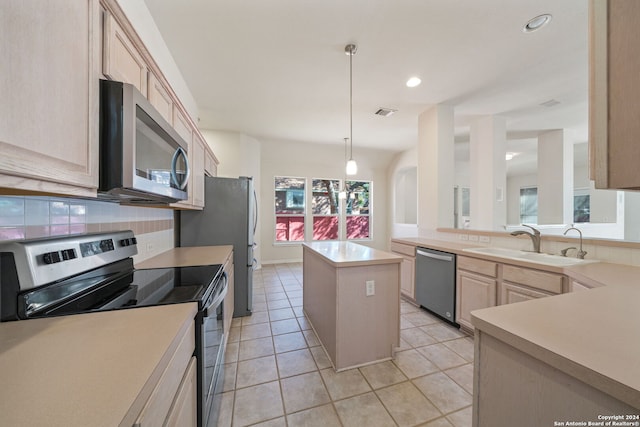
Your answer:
[456,255,565,333]
[164,357,197,427]
[390,242,416,301]
[133,322,196,427]
[456,256,498,332]
[456,269,497,332]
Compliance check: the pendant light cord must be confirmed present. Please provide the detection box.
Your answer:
[349,47,353,160]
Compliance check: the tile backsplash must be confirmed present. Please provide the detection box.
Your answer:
[0,196,175,262]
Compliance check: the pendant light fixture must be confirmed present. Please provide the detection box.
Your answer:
[345,44,358,176]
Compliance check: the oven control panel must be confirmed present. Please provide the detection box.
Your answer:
[0,230,139,291]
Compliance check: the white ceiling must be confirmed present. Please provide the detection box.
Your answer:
[142,0,589,154]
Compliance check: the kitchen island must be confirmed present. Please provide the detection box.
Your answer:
[302,241,402,371]
[0,303,197,427]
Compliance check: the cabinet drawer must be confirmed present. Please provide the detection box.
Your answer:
[502,265,563,294]
[134,321,196,427]
[457,256,497,278]
[390,242,415,257]
[501,282,554,305]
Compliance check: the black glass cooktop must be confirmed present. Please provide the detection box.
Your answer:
[20,261,223,318]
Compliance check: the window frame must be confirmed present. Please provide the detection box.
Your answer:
[345,180,372,241]
[272,176,374,244]
[311,178,341,241]
[274,176,307,244]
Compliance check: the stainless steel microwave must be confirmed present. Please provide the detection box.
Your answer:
[99,79,190,203]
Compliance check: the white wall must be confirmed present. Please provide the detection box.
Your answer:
[116,0,199,121]
[387,147,419,239]
[260,138,395,263]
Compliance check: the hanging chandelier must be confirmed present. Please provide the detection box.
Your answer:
[345,43,358,175]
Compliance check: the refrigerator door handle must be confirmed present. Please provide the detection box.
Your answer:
[252,190,258,236]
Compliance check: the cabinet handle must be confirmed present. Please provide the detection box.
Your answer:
[416,249,454,262]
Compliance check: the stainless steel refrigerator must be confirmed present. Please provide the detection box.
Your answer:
[179,176,256,317]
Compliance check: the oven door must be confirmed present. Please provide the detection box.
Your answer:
[201,272,228,427]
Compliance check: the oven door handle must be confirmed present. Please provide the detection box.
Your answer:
[203,272,228,317]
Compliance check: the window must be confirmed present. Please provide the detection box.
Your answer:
[312,179,340,240]
[519,187,538,224]
[275,177,305,242]
[574,190,590,223]
[346,180,371,239]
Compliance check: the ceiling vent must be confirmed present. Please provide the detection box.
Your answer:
[375,108,397,117]
[540,99,560,107]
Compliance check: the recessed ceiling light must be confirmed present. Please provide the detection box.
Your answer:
[523,14,552,33]
[406,77,422,88]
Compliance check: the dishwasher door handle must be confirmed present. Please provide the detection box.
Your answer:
[416,249,454,262]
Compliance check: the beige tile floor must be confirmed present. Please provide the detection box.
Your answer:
[217,263,474,427]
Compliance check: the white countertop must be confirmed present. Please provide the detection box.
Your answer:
[471,284,640,408]
[303,241,402,267]
[135,245,233,269]
[0,303,197,426]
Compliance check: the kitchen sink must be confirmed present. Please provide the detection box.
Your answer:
[462,247,599,267]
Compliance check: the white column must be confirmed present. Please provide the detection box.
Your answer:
[469,116,507,230]
[417,105,454,230]
[537,130,573,224]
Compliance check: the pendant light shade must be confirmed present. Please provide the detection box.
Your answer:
[346,159,358,175]
[345,44,358,176]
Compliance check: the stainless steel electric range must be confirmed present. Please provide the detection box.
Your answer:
[0,230,227,427]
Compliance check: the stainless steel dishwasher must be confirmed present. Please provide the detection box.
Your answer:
[415,247,457,325]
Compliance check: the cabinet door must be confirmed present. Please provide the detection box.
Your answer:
[164,357,197,427]
[590,0,640,189]
[204,148,218,177]
[103,12,148,96]
[500,282,553,305]
[173,108,193,147]
[148,72,173,123]
[399,255,416,300]
[0,0,99,197]
[456,270,496,331]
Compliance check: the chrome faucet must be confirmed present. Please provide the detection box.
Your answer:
[510,224,541,253]
[563,227,587,259]
[560,246,577,257]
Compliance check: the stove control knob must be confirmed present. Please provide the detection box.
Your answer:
[131,237,137,245]
[119,239,129,247]
[61,249,77,260]
[43,251,61,264]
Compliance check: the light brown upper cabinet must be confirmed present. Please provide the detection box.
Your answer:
[103,11,148,97]
[148,72,173,124]
[204,148,219,178]
[0,0,100,197]
[590,0,640,189]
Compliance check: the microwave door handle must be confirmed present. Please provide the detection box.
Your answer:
[170,146,191,190]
